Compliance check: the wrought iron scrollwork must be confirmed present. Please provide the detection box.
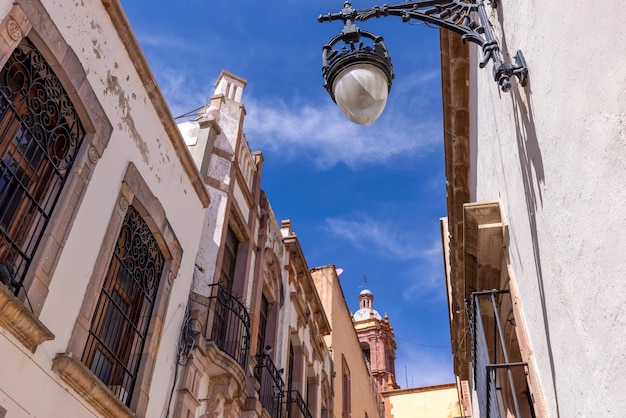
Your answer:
[206,284,251,369]
[0,38,84,172]
[115,207,165,299]
[0,38,85,301]
[319,1,528,92]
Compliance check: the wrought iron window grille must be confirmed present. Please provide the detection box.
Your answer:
[255,353,286,418]
[83,206,164,407]
[205,283,250,370]
[0,38,85,305]
[470,290,535,418]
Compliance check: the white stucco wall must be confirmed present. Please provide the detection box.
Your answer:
[470,1,626,415]
[0,1,207,417]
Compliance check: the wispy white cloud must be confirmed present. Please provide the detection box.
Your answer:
[322,214,441,261]
[141,31,442,169]
[322,215,447,298]
[135,32,193,51]
[148,63,216,119]
[401,239,447,299]
[244,95,440,169]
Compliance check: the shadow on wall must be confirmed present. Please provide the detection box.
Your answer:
[511,81,561,418]
[495,4,561,417]
[497,7,561,418]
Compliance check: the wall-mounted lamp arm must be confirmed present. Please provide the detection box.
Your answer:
[319,0,528,92]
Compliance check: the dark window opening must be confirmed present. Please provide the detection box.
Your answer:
[257,293,269,356]
[219,226,238,292]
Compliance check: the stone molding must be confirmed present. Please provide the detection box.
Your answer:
[440,26,471,380]
[173,340,248,418]
[0,283,54,352]
[52,352,134,418]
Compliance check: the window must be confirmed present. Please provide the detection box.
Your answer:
[256,293,269,356]
[82,206,164,407]
[342,355,351,418]
[211,225,240,352]
[471,290,536,418]
[53,163,181,418]
[361,343,371,366]
[219,226,238,292]
[0,38,85,299]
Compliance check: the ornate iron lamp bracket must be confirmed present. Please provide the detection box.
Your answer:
[319,0,528,92]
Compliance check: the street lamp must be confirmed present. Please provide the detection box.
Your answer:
[319,1,528,125]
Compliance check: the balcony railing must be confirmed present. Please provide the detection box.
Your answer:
[286,390,313,418]
[205,284,250,370]
[255,354,285,418]
[470,290,535,418]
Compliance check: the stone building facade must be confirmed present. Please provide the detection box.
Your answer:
[0,2,346,418]
[163,71,335,418]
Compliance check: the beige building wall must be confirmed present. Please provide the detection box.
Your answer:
[311,265,384,418]
[441,0,626,416]
[382,384,460,418]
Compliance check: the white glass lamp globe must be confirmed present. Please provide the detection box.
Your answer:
[332,63,390,125]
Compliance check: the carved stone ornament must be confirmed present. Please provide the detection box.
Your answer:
[6,19,21,41]
[118,195,129,212]
[88,146,99,164]
[203,392,225,418]
[25,1,38,16]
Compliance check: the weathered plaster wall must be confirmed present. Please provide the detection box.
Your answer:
[469,1,626,415]
[0,0,207,416]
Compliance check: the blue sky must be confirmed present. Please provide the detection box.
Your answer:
[120,0,453,387]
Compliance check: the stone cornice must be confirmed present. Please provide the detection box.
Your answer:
[0,283,54,352]
[52,352,134,418]
[196,340,247,395]
[283,235,331,336]
[440,27,471,380]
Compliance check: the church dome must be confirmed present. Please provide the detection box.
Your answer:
[354,288,382,320]
[353,307,382,321]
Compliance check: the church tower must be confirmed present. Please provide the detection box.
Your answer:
[353,289,399,392]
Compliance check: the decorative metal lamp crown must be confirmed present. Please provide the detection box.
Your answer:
[319,0,529,125]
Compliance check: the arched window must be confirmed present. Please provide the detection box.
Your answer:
[0,38,84,300]
[82,206,164,407]
[361,342,371,366]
